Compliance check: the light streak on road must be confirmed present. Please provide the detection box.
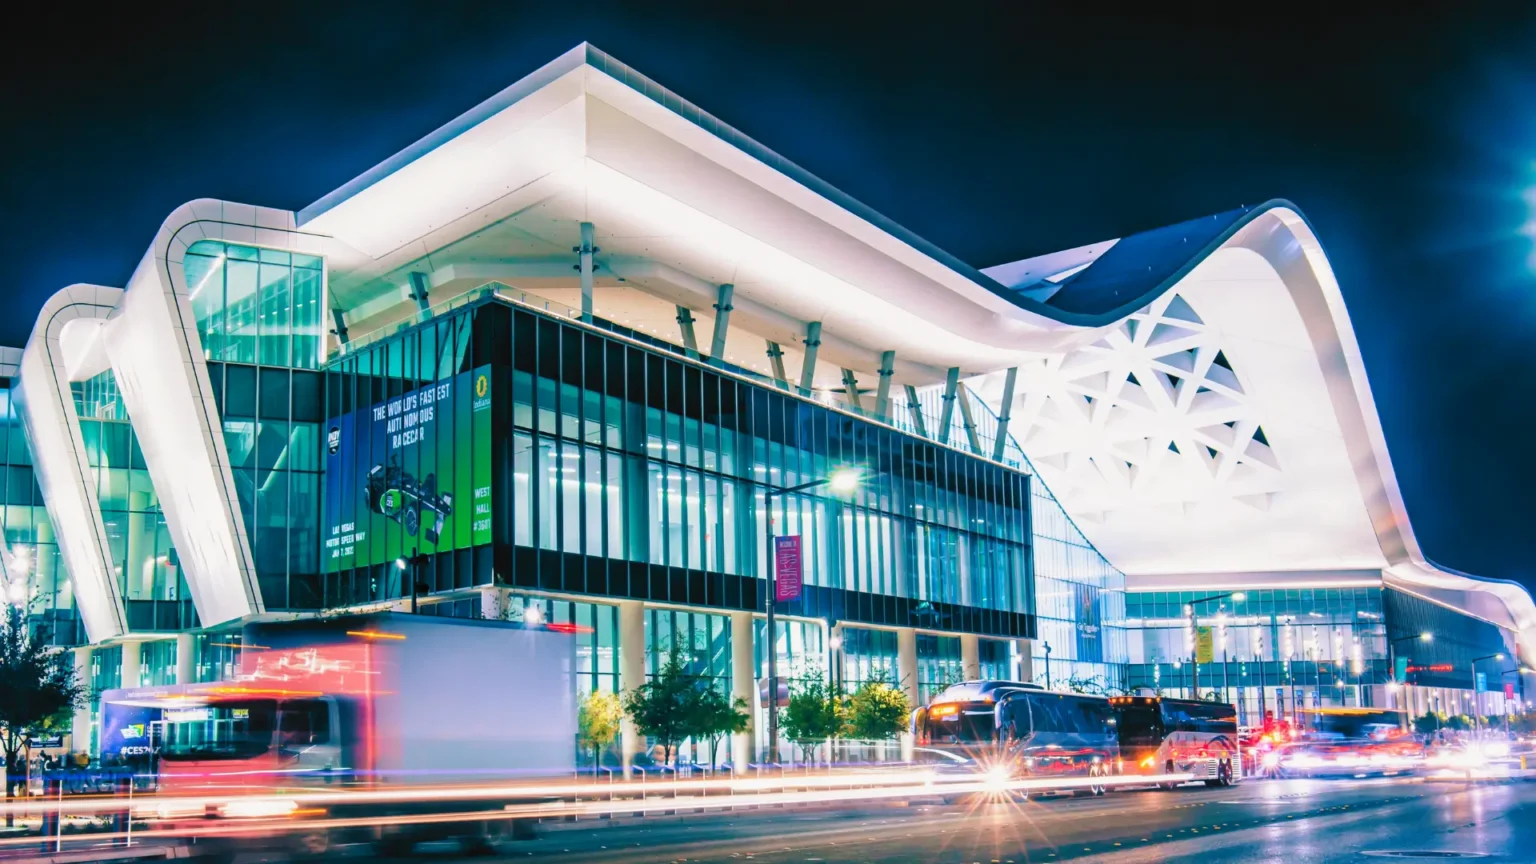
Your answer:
[0,771,1198,849]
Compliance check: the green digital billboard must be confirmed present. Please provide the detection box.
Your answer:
[322,366,492,571]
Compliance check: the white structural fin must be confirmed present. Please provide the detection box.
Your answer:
[15,285,128,642]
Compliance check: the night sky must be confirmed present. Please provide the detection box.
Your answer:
[3,4,1533,587]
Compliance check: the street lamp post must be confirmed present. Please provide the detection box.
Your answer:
[763,468,859,763]
[1186,592,1245,701]
[1499,666,1534,738]
[1470,653,1505,731]
[393,552,431,613]
[1387,632,1432,710]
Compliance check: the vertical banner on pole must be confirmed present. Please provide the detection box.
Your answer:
[774,535,802,602]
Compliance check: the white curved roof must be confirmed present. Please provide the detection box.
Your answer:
[26,43,1520,654]
[969,205,1536,659]
[287,43,1531,657]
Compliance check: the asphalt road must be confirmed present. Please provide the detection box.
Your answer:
[458,776,1536,863]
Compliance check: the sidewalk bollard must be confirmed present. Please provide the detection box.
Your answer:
[109,774,131,845]
[1522,755,1527,771]
[38,775,60,847]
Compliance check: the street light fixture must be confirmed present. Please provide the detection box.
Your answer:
[763,467,861,763]
[1185,591,1244,700]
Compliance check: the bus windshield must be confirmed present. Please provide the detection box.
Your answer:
[159,700,276,761]
[1115,704,1163,747]
[931,683,991,704]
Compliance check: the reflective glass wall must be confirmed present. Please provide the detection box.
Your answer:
[1384,588,1518,693]
[1125,587,1389,721]
[186,240,325,370]
[206,362,325,610]
[72,370,195,631]
[322,298,1036,640]
[893,386,1129,689]
[0,374,77,646]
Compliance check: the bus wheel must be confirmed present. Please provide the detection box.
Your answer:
[1158,760,1179,791]
[291,830,330,859]
[1090,764,1107,796]
[1205,760,1233,788]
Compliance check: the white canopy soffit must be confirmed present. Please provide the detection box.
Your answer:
[299,43,1115,378]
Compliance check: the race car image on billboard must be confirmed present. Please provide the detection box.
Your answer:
[365,459,455,545]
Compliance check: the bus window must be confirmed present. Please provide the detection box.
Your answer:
[1026,694,1066,733]
[998,696,1030,740]
[1189,702,1237,733]
[1162,703,1193,733]
[1077,699,1116,738]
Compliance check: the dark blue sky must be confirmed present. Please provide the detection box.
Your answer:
[3,4,1533,585]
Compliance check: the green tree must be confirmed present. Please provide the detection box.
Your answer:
[1446,713,1472,732]
[577,689,623,774]
[622,644,707,767]
[0,606,83,827]
[845,672,911,741]
[691,687,750,768]
[1412,711,1445,736]
[779,673,847,763]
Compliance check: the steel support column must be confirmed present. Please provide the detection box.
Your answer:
[730,611,756,772]
[766,341,789,390]
[903,384,929,438]
[841,368,864,414]
[71,648,92,753]
[407,271,432,317]
[956,381,983,455]
[120,640,142,691]
[991,366,1019,462]
[798,322,822,396]
[329,307,350,347]
[577,221,596,323]
[960,634,981,681]
[675,306,700,359]
[709,283,734,363]
[874,350,896,421]
[937,367,960,446]
[618,599,645,773]
[175,632,195,686]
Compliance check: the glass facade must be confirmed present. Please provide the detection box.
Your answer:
[0,374,76,646]
[838,626,898,690]
[320,297,1036,639]
[185,240,325,370]
[891,384,1129,689]
[1383,588,1517,691]
[206,362,325,610]
[1126,587,1390,721]
[73,370,196,631]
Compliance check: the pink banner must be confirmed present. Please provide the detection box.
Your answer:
[774,535,802,602]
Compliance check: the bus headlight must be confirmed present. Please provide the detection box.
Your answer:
[985,765,1011,791]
